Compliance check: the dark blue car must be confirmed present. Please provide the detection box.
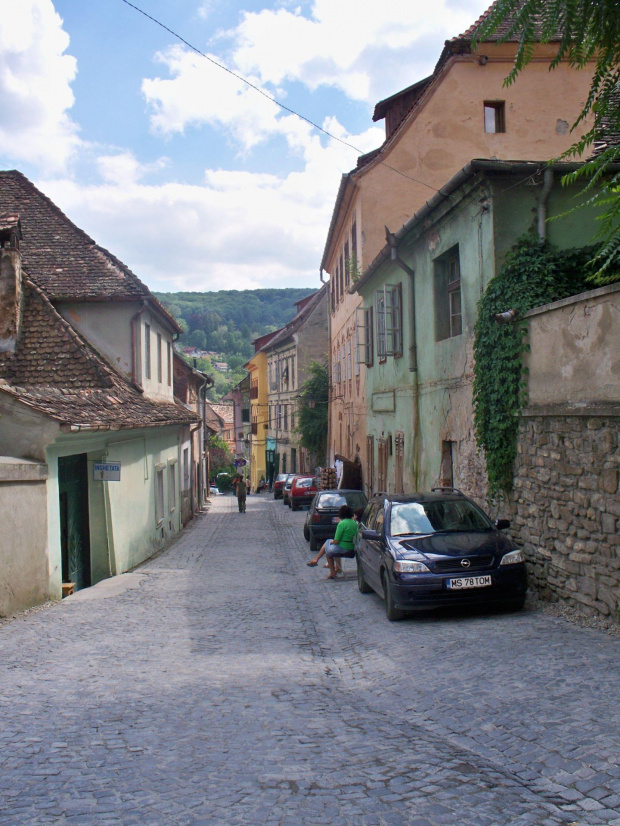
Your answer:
[356,489,527,621]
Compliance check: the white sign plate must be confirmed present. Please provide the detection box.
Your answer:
[93,462,121,482]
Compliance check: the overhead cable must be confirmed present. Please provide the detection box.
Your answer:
[119,0,439,192]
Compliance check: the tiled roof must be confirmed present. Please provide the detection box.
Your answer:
[0,171,181,332]
[210,403,234,424]
[0,280,197,430]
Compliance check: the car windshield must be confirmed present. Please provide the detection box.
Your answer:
[389,500,493,536]
[318,492,367,510]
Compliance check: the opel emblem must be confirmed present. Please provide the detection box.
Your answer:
[460,558,471,568]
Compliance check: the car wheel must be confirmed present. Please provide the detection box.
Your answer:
[383,573,406,622]
[357,558,373,594]
[291,500,298,511]
[303,524,310,541]
[309,533,319,552]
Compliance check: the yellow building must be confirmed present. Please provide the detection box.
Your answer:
[244,332,275,490]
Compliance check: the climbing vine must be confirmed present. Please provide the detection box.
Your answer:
[473,238,596,497]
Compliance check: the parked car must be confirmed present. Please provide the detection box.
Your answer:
[303,489,368,550]
[356,488,527,621]
[273,473,289,499]
[289,475,318,511]
[282,474,298,506]
[209,484,222,496]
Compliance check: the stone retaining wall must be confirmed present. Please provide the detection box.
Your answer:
[511,409,620,621]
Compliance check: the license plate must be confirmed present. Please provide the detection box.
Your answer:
[447,575,492,590]
[331,517,339,524]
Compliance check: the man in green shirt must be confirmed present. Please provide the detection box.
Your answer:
[306,504,359,579]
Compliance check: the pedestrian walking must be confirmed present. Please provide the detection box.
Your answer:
[236,475,247,513]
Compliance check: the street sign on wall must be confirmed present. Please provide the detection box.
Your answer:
[93,462,121,482]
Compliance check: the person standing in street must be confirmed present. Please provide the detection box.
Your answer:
[236,475,247,513]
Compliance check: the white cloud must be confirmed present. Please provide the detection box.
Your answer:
[97,152,169,187]
[0,0,80,172]
[141,0,488,152]
[229,0,483,102]
[39,121,382,292]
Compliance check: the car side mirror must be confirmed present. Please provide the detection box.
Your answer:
[361,529,382,541]
[495,519,511,530]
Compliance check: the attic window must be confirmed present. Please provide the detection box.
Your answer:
[484,101,505,133]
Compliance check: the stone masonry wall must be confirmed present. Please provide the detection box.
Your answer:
[510,411,620,621]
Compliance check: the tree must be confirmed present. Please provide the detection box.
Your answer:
[297,360,328,466]
[475,0,620,283]
[208,435,234,477]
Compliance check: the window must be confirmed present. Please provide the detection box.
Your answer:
[283,405,288,432]
[157,333,162,383]
[484,101,505,133]
[145,323,151,379]
[344,240,350,287]
[156,466,164,522]
[167,341,172,386]
[183,448,190,490]
[346,339,352,382]
[290,355,295,389]
[434,248,462,341]
[277,405,282,429]
[291,448,297,473]
[168,462,176,512]
[375,283,403,360]
[355,306,374,367]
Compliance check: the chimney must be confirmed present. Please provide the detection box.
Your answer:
[0,214,23,353]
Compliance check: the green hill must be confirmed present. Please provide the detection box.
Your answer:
[155,287,317,399]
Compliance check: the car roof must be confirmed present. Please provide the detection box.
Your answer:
[368,490,469,505]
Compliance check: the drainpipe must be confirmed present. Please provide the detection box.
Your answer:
[385,227,421,488]
[130,300,148,391]
[323,267,332,468]
[537,168,554,241]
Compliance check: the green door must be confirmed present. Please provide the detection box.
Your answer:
[58,454,91,591]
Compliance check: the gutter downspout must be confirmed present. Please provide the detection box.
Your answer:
[538,168,554,241]
[323,267,332,468]
[385,228,421,489]
[198,372,214,504]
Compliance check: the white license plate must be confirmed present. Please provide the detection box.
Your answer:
[447,575,492,590]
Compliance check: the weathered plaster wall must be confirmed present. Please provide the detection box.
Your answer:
[524,285,620,406]
[58,301,136,380]
[0,458,49,616]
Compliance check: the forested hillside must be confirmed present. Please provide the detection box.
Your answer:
[155,287,316,399]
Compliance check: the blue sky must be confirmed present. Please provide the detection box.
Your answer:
[0,0,491,293]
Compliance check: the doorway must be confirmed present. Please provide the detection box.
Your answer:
[58,454,91,592]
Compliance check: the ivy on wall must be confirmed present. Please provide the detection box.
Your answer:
[473,238,597,497]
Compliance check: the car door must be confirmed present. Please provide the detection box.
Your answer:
[356,501,377,578]
[364,503,385,589]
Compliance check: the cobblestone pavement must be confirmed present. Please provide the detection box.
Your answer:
[1,494,619,826]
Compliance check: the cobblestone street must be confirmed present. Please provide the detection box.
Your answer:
[1,493,619,826]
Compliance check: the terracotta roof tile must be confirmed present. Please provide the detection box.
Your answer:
[0,280,197,430]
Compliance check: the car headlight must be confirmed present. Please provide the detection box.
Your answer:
[394,560,431,573]
[500,549,524,566]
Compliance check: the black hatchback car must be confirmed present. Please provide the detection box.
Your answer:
[356,489,527,621]
[303,489,368,550]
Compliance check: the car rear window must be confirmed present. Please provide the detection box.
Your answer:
[296,478,313,488]
[389,500,493,536]
[317,492,367,510]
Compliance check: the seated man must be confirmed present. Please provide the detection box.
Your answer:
[306,504,359,579]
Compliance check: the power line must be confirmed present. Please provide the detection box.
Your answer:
[119,0,439,192]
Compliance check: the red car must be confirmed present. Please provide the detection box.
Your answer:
[273,473,289,500]
[289,475,317,511]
